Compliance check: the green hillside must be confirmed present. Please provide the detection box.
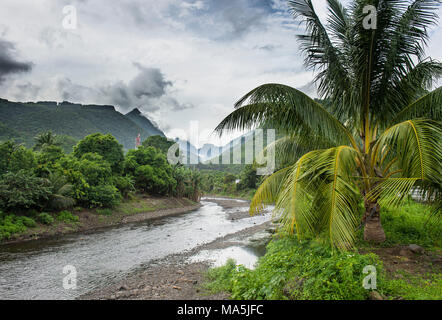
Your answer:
[0,99,165,151]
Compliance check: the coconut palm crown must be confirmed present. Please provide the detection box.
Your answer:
[216,0,442,249]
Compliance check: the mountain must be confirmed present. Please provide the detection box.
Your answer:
[125,108,165,137]
[0,98,165,151]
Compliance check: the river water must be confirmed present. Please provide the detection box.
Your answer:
[0,199,272,300]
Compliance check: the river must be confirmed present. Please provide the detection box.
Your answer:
[0,198,272,300]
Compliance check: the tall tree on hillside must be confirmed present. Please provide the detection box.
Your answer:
[34,131,60,151]
[216,0,442,249]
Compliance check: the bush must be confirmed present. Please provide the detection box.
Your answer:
[19,216,36,228]
[124,146,176,195]
[0,170,52,212]
[205,238,382,300]
[113,175,135,198]
[56,210,79,223]
[86,184,122,208]
[37,212,55,225]
[356,200,441,249]
[0,215,28,240]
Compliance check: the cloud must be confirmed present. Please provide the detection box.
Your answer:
[53,63,193,116]
[0,40,32,84]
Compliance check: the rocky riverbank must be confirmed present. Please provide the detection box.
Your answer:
[80,198,276,300]
[1,196,201,245]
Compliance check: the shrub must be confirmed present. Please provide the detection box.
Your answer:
[124,146,176,195]
[37,212,55,225]
[0,170,52,212]
[0,215,28,240]
[86,184,121,208]
[205,238,382,300]
[18,216,36,228]
[113,175,135,198]
[56,210,79,223]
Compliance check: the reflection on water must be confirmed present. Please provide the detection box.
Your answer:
[0,200,271,300]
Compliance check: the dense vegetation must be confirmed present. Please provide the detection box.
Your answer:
[200,164,262,199]
[205,201,441,300]
[216,0,442,249]
[206,0,441,301]
[0,99,164,151]
[0,133,201,240]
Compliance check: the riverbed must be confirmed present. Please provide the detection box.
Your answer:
[0,198,274,300]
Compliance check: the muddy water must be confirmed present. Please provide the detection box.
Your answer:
[0,199,271,300]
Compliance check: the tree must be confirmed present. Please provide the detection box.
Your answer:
[73,133,124,173]
[44,171,75,210]
[216,0,442,249]
[0,141,36,175]
[124,146,176,195]
[238,164,257,190]
[142,135,175,154]
[34,131,60,151]
[0,170,52,212]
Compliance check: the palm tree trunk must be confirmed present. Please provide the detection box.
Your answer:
[363,201,386,243]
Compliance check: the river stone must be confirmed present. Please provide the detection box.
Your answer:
[369,291,383,300]
[408,244,424,254]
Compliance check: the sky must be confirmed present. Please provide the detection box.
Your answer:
[0,0,441,147]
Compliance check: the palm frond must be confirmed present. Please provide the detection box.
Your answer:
[392,86,442,124]
[275,146,360,249]
[367,177,419,208]
[263,133,336,168]
[216,83,356,148]
[274,150,324,237]
[374,119,441,182]
[289,0,353,110]
[249,165,293,215]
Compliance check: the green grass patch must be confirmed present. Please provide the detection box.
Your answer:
[96,208,113,216]
[357,201,441,249]
[205,201,441,300]
[56,210,79,223]
[0,215,30,240]
[118,202,156,215]
[205,238,382,300]
[381,272,442,300]
[37,213,54,225]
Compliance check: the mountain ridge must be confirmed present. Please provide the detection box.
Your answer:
[0,98,165,151]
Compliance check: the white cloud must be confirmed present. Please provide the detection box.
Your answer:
[0,0,440,145]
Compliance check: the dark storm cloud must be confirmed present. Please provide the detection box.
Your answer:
[0,40,32,84]
[55,63,193,114]
[130,63,172,99]
[99,64,174,111]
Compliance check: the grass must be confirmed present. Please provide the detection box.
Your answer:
[382,271,442,300]
[204,200,441,300]
[0,215,32,240]
[356,200,441,249]
[205,238,382,300]
[96,208,113,216]
[56,210,79,223]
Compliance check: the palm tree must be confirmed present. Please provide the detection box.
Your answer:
[45,171,75,210]
[34,131,60,150]
[216,0,442,249]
